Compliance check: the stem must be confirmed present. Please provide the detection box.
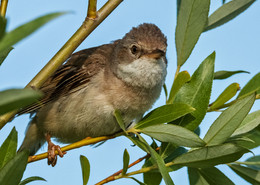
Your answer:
[28,132,123,163]
[87,0,97,19]
[96,153,150,185]
[174,65,180,80]
[0,0,123,130]
[0,0,8,17]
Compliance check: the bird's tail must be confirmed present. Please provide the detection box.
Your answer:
[18,117,45,156]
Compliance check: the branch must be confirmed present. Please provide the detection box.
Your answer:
[28,132,123,163]
[87,0,97,19]
[0,0,123,130]
[0,0,8,17]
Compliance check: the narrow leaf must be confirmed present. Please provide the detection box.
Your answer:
[177,0,181,17]
[176,0,210,66]
[128,177,146,185]
[139,124,205,147]
[232,110,260,136]
[209,83,240,111]
[238,72,260,98]
[173,52,215,130]
[80,155,90,185]
[188,168,209,185]
[0,151,29,185]
[114,109,126,132]
[204,94,255,146]
[229,164,260,184]
[0,47,13,66]
[138,135,174,185]
[245,155,260,170]
[167,71,190,104]
[19,176,46,185]
[232,127,260,149]
[0,12,66,52]
[163,84,168,100]
[214,70,249,80]
[135,103,195,129]
[0,127,17,169]
[0,89,43,115]
[0,16,7,40]
[122,149,130,175]
[172,143,248,168]
[204,0,256,31]
[199,167,235,185]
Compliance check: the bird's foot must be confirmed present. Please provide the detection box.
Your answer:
[45,134,66,167]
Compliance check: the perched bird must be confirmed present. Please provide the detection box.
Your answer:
[18,23,167,166]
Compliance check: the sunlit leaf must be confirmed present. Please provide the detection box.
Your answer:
[0,12,67,52]
[167,71,190,104]
[80,155,90,185]
[209,83,240,111]
[172,143,248,168]
[114,109,126,132]
[139,124,205,147]
[0,151,29,185]
[214,70,249,80]
[18,176,46,185]
[238,72,260,98]
[232,110,260,136]
[135,103,195,129]
[204,0,256,31]
[232,127,260,149]
[0,127,17,169]
[175,0,210,66]
[122,149,130,175]
[204,94,255,146]
[229,164,260,184]
[0,89,43,115]
[0,47,13,66]
[173,52,215,130]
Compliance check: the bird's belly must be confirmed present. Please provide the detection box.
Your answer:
[36,87,131,143]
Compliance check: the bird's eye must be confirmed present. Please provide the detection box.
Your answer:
[130,45,139,55]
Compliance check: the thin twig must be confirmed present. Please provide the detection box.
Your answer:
[0,0,123,130]
[0,0,8,17]
[28,132,123,163]
[87,0,97,19]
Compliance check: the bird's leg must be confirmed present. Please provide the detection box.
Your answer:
[45,133,66,167]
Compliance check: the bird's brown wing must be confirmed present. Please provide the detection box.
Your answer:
[18,44,114,115]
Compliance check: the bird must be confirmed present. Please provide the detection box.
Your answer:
[18,23,168,166]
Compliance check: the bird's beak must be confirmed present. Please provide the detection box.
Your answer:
[144,49,165,59]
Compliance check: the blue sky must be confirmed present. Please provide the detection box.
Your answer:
[0,0,259,184]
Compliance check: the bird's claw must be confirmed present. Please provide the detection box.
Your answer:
[47,143,66,167]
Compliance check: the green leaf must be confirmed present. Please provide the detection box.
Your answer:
[0,127,17,169]
[173,52,215,130]
[214,70,249,80]
[188,168,209,185]
[139,124,205,147]
[167,71,191,104]
[128,177,147,185]
[209,83,240,111]
[126,135,149,153]
[114,109,126,133]
[0,151,29,185]
[238,72,260,98]
[135,103,195,129]
[175,0,210,66]
[199,167,235,185]
[232,110,260,136]
[163,84,168,100]
[0,12,67,53]
[122,149,130,175]
[172,143,248,168]
[245,155,260,170]
[229,164,260,185]
[143,171,162,185]
[204,0,256,31]
[80,155,90,185]
[177,0,181,17]
[204,94,255,146]
[0,88,43,115]
[138,135,174,185]
[232,127,260,149]
[0,47,13,66]
[19,176,46,185]
[0,16,7,40]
